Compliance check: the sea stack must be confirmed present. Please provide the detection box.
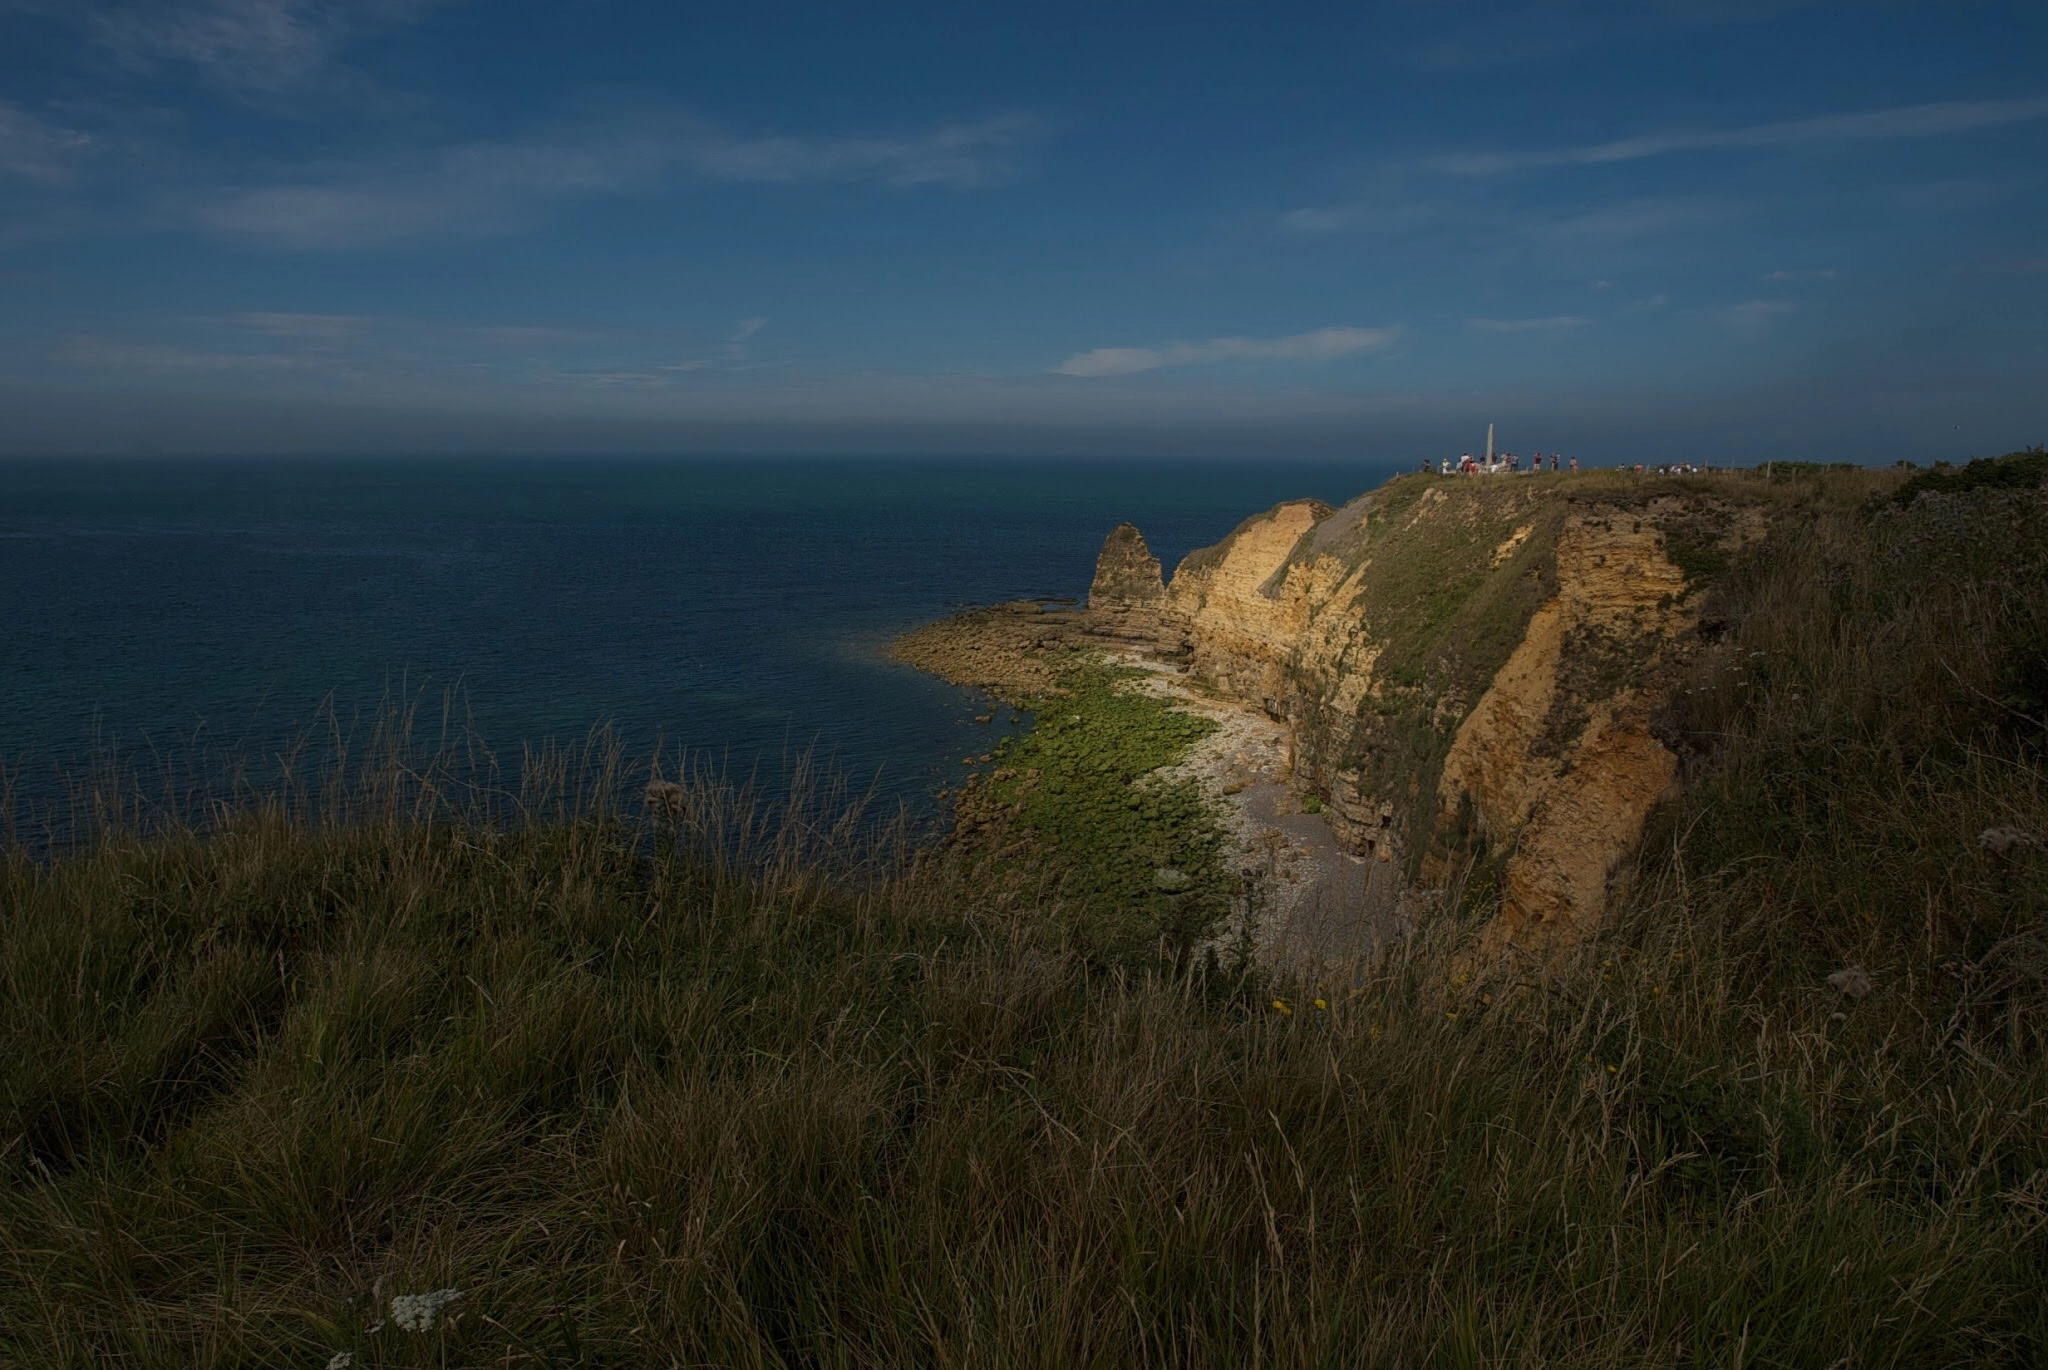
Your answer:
[1087,522,1168,642]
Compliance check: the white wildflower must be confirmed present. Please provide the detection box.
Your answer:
[388,1287,463,1333]
[1979,825,2044,858]
[326,1354,354,1370]
[1828,965,1873,999]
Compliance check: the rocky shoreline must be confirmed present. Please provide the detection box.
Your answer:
[895,470,1776,967]
[886,598,1091,704]
[890,549,1403,971]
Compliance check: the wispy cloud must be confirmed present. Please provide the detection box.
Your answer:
[1442,95,2048,175]
[1404,0,1811,72]
[0,103,96,180]
[1280,193,1725,249]
[219,310,604,350]
[51,309,808,396]
[725,317,766,359]
[226,310,373,341]
[179,111,1041,248]
[1761,267,1837,282]
[64,335,317,371]
[1279,199,1445,237]
[1540,199,1722,240]
[1469,315,1592,334]
[675,117,1038,188]
[1715,299,1796,332]
[84,0,444,93]
[1054,325,1400,378]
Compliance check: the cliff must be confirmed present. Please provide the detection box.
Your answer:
[1109,472,1771,954]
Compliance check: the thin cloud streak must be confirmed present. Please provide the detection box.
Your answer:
[0,103,96,181]
[51,309,788,392]
[1443,94,2048,175]
[1054,326,1401,377]
[1279,193,1726,247]
[1716,299,1796,331]
[1469,315,1591,334]
[179,111,1041,248]
[1405,0,1814,72]
[85,0,445,92]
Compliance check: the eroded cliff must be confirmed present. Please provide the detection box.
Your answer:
[1117,473,1768,952]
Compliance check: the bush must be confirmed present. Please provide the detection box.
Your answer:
[1891,445,2048,506]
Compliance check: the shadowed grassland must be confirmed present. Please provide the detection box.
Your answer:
[3,461,2047,1366]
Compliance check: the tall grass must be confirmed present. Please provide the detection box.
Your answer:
[3,469,2045,1366]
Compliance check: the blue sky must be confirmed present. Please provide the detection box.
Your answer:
[1,0,2043,460]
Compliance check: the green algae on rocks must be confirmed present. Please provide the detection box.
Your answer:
[961,662,1231,963]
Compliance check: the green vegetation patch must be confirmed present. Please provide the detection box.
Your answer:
[1353,487,1562,696]
[1891,445,2048,506]
[1320,484,1564,874]
[1532,623,1646,759]
[1658,504,1738,590]
[979,661,1229,961]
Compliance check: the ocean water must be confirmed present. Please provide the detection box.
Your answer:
[0,456,1399,821]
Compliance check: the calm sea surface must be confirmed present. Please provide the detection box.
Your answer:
[0,456,1399,820]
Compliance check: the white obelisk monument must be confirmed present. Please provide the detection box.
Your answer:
[1485,423,1495,463]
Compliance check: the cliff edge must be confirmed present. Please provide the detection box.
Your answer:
[1112,472,1769,955]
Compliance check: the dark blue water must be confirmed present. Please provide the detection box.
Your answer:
[0,456,1396,819]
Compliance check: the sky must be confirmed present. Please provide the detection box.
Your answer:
[1,0,2044,462]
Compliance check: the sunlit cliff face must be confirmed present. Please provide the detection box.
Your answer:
[1114,477,1765,951]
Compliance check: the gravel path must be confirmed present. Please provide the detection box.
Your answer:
[1116,654,1403,975]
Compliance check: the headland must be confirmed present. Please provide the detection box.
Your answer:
[892,457,2042,973]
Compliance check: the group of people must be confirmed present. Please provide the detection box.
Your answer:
[1423,455,1718,476]
[1435,452,1575,475]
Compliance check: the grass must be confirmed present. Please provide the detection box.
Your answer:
[3,461,2047,1365]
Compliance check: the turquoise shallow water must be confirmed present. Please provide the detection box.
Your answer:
[0,455,1400,820]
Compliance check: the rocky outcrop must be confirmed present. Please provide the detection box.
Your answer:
[1087,523,1170,645]
[889,600,1090,704]
[1090,477,1766,952]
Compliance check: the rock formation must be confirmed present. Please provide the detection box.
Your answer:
[1087,523,1170,644]
[1087,477,1765,953]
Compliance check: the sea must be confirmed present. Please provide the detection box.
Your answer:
[0,456,1399,828]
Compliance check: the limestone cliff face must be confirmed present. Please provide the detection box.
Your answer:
[1161,500,1331,718]
[1101,478,1761,949]
[1431,510,1699,951]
